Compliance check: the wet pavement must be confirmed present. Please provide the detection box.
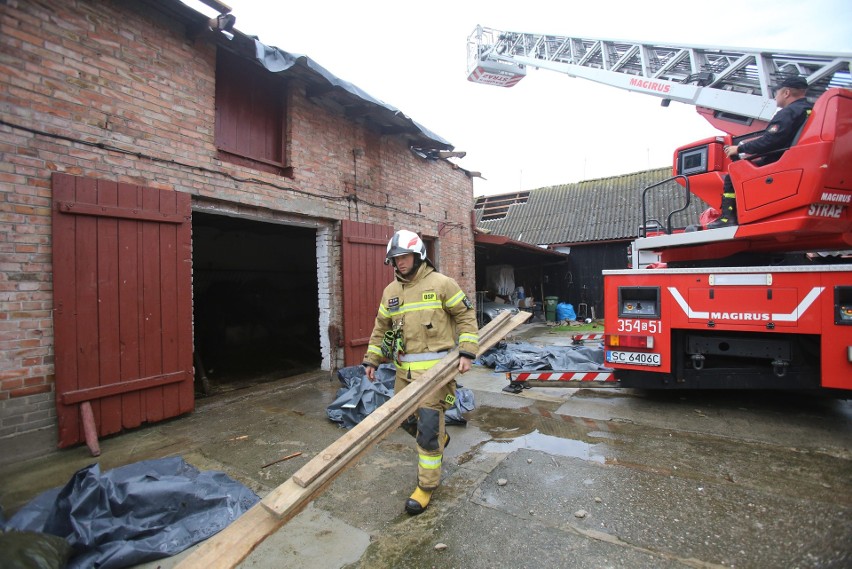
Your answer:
[1,324,851,568]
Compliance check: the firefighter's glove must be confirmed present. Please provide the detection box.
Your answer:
[381,330,396,360]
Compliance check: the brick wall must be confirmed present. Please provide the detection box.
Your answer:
[0,0,474,449]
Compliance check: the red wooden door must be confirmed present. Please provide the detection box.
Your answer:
[341,220,394,365]
[52,173,193,448]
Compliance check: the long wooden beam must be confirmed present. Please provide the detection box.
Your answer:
[270,310,530,507]
[175,310,530,569]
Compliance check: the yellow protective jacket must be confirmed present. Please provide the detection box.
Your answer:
[363,263,479,371]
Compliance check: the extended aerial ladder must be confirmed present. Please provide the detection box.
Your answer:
[468,26,852,258]
[469,26,852,391]
[467,26,852,135]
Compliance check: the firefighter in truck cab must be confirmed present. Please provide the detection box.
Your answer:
[362,230,479,515]
[708,75,813,229]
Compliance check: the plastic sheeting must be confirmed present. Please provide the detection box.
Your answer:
[327,364,395,429]
[4,457,259,569]
[446,388,475,426]
[556,303,577,321]
[327,364,475,428]
[253,40,451,149]
[478,341,609,372]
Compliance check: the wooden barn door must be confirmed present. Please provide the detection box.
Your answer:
[52,173,193,449]
[341,220,394,365]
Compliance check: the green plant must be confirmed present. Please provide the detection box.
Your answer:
[550,321,603,332]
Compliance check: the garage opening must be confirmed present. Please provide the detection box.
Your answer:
[192,212,321,395]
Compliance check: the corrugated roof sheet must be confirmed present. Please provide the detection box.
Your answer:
[475,167,710,245]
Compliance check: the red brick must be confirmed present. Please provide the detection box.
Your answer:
[9,384,51,398]
[23,375,47,387]
[1,378,24,391]
[0,368,27,381]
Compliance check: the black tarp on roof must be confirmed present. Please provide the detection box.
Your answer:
[253,40,453,151]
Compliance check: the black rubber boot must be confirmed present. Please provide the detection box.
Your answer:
[707,193,738,229]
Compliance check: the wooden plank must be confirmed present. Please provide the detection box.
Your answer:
[56,201,186,223]
[344,235,389,246]
[95,179,122,436]
[141,186,164,423]
[60,372,187,404]
[174,310,530,569]
[289,357,459,489]
[52,174,81,447]
[346,335,370,348]
[274,314,532,502]
[118,183,143,429]
[75,176,100,444]
[287,310,527,491]
[160,190,181,420]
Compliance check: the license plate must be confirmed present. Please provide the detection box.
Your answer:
[606,350,661,366]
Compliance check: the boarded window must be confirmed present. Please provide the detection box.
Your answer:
[215,49,287,169]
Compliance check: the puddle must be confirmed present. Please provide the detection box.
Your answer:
[479,429,606,463]
[460,406,616,465]
[587,430,620,440]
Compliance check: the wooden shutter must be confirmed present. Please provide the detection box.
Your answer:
[341,220,394,366]
[215,49,285,166]
[52,173,193,448]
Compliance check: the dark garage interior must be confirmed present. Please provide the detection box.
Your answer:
[192,212,321,394]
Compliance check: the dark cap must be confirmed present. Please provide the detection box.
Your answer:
[779,76,808,90]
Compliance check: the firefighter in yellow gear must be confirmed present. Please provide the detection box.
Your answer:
[363,230,479,515]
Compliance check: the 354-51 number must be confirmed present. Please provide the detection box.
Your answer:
[616,319,661,334]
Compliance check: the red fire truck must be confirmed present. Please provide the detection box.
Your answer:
[604,87,851,390]
[468,27,852,390]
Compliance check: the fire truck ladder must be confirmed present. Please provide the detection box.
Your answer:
[467,26,852,133]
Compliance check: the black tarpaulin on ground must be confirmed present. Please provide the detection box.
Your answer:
[478,341,609,372]
[327,364,475,428]
[4,456,259,569]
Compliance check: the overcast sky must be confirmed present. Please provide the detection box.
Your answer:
[192,0,851,196]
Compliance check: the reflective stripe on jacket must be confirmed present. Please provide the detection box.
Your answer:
[363,263,479,369]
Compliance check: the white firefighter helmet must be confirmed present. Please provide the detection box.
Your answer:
[385,230,427,265]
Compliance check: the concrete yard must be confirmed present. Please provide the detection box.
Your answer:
[2,324,851,568]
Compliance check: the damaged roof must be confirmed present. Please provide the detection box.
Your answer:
[251,41,452,150]
[474,167,710,246]
[474,232,568,266]
[145,0,454,151]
